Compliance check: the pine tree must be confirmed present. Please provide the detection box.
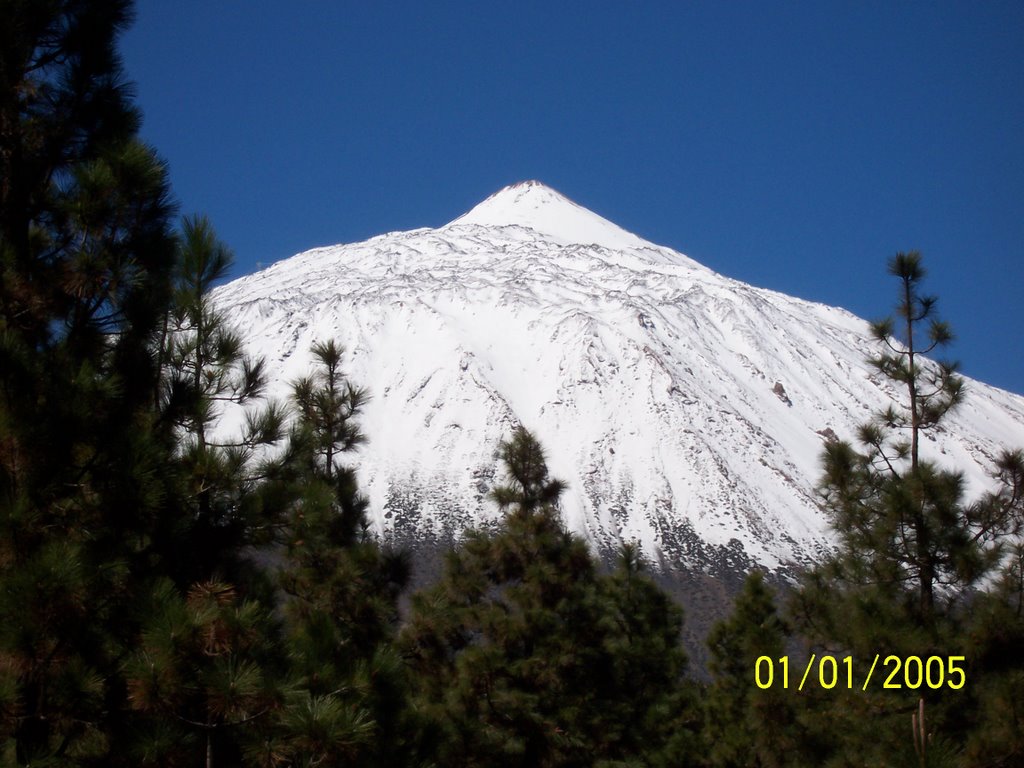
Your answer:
[157,215,287,586]
[490,426,567,514]
[602,543,704,768]
[863,253,964,617]
[802,253,1002,635]
[0,2,180,761]
[247,341,414,767]
[791,253,1024,765]
[705,571,815,768]
[823,252,971,620]
[290,340,369,543]
[402,427,698,767]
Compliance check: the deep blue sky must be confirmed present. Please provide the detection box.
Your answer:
[122,2,1023,394]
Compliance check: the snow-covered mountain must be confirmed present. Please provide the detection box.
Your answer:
[214,180,1024,577]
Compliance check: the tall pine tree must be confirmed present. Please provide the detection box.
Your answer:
[792,253,1024,766]
[157,215,287,587]
[0,1,180,761]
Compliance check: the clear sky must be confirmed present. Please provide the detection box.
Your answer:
[122,1,1024,395]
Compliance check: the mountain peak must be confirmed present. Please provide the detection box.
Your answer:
[445,180,649,249]
[213,180,1024,582]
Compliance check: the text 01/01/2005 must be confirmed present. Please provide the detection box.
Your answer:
[754,655,966,692]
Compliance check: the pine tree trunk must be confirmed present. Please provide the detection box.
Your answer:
[902,272,933,618]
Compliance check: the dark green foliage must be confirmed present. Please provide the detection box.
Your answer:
[279,339,396,661]
[161,215,276,444]
[247,341,415,767]
[815,443,982,627]
[706,572,811,767]
[1,24,416,753]
[0,1,179,761]
[804,253,990,635]
[961,543,1024,766]
[0,0,175,354]
[490,426,568,513]
[290,339,369,541]
[867,253,963,471]
[604,544,705,768]
[792,254,1024,766]
[124,580,281,766]
[402,428,699,767]
[851,252,969,618]
[157,215,287,586]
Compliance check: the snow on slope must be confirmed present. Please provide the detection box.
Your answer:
[213,181,1024,576]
